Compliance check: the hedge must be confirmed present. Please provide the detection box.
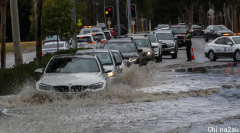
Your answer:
[0,48,90,96]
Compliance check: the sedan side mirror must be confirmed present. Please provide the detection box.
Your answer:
[35,68,44,74]
[138,49,143,52]
[116,62,121,66]
[154,27,157,30]
[174,37,178,40]
[158,40,162,43]
[227,42,233,46]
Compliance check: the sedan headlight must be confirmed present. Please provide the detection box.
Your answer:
[108,71,115,77]
[191,30,194,32]
[128,57,138,62]
[203,29,205,32]
[88,82,104,90]
[147,51,151,56]
[167,42,174,46]
[38,83,53,91]
[217,33,221,36]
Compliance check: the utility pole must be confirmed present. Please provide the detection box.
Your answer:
[71,0,77,49]
[10,0,23,66]
[104,0,106,25]
[116,0,121,37]
[127,0,132,34]
[0,0,10,68]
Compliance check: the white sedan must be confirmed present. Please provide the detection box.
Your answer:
[205,36,240,61]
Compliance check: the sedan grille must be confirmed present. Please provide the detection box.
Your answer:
[53,86,70,92]
[177,36,184,39]
[162,44,168,48]
[70,85,88,92]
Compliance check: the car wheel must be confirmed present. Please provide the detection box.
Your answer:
[208,50,217,61]
[139,58,143,66]
[234,50,240,61]
[155,53,162,63]
[204,35,209,42]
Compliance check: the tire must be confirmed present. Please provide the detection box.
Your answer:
[208,50,217,61]
[233,50,240,61]
[204,35,209,42]
[172,53,177,59]
[139,58,143,66]
[155,53,162,63]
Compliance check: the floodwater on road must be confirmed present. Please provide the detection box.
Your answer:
[0,63,240,133]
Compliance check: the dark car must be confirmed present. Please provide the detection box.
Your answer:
[204,25,233,42]
[104,38,144,66]
[113,24,128,35]
[170,25,188,47]
[189,24,205,36]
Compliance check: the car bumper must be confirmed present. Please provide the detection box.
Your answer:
[162,47,176,55]
[205,52,208,57]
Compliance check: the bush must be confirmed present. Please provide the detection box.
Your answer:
[0,48,90,96]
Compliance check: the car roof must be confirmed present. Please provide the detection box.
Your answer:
[88,32,104,34]
[170,25,188,28]
[107,39,133,43]
[44,41,66,45]
[77,35,92,37]
[131,36,148,39]
[76,49,110,54]
[53,54,96,59]
[207,25,226,27]
[154,30,172,33]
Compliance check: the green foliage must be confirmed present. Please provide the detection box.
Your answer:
[0,48,90,96]
[42,0,76,40]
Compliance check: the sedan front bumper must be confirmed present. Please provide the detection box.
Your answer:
[162,46,176,55]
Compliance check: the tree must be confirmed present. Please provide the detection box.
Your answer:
[0,0,10,68]
[35,0,43,66]
[10,0,23,66]
[41,0,76,51]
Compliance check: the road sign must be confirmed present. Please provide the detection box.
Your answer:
[207,9,214,25]
[132,21,135,25]
[77,19,82,26]
[207,9,214,15]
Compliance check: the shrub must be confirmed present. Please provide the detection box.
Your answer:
[0,48,90,96]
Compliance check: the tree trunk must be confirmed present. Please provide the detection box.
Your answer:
[35,0,43,66]
[1,5,6,68]
[199,4,203,23]
[10,0,23,66]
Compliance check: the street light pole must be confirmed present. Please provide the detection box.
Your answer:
[104,0,106,25]
[71,0,77,49]
[116,0,121,37]
[127,0,132,34]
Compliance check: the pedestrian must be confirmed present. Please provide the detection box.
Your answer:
[185,30,192,61]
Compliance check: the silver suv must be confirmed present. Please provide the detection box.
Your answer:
[79,26,103,35]
[154,30,178,59]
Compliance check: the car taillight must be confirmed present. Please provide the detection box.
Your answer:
[205,44,208,47]
[101,40,107,44]
[43,41,46,45]
[107,36,113,38]
[69,42,72,45]
[122,28,126,30]
[87,41,95,45]
[91,41,95,45]
[42,53,44,56]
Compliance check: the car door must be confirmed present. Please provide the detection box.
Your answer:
[214,38,225,55]
[224,38,234,57]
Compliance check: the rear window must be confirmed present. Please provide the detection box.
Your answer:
[77,36,92,42]
[92,34,105,41]
[78,52,113,65]
[45,36,57,41]
[42,43,64,49]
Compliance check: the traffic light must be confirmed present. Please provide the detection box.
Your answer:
[131,4,136,18]
[105,6,114,18]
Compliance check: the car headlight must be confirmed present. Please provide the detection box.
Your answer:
[38,83,53,91]
[203,29,205,31]
[128,57,137,62]
[107,71,115,77]
[217,33,221,36]
[155,50,159,55]
[147,51,151,56]
[167,42,174,46]
[191,30,194,32]
[88,82,104,90]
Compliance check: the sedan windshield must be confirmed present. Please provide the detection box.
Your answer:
[45,36,57,41]
[157,25,169,29]
[78,52,113,65]
[147,35,157,43]
[156,33,173,40]
[192,25,202,29]
[134,39,150,47]
[46,58,100,73]
[42,43,64,49]
[170,27,188,34]
[214,26,228,31]
[232,37,240,44]
[105,42,136,53]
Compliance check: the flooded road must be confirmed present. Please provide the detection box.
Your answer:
[0,63,240,133]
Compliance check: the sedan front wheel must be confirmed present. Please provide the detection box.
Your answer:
[208,51,217,61]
